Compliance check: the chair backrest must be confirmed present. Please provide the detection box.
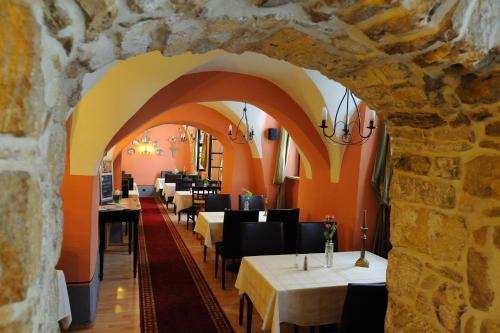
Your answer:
[166,174,183,183]
[191,186,211,209]
[339,283,388,333]
[205,194,231,212]
[266,208,300,254]
[160,170,169,178]
[297,222,339,254]
[238,194,265,211]
[175,179,191,191]
[240,222,284,257]
[222,210,259,259]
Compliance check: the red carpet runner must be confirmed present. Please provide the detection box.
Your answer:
[139,197,234,333]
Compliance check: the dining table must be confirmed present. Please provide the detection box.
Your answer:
[172,190,193,213]
[162,182,177,200]
[194,211,267,248]
[235,251,387,333]
[154,177,164,192]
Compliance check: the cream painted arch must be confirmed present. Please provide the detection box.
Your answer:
[70,50,346,180]
[200,101,313,179]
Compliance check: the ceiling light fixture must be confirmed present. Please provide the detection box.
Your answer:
[320,88,376,145]
[127,130,164,156]
[228,102,254,144]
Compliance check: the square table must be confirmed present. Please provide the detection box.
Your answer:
[162,183,177,200]
[172,190,193,213]
[98,197,141,280]
[194,211,267,248]
[154,177,165,192]
[235,252,387,333]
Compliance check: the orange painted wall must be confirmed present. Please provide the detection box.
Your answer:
[58,117,99,283]
[121,124,192,185]
[113,153,122,190]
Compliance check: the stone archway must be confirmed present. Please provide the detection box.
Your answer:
[1,1,498,332]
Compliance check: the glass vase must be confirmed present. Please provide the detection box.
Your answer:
[325,240,334,268]
[244,199,250,211]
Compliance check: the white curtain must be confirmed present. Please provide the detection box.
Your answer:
[273,129,289,208]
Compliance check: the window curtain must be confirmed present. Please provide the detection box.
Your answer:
[371,123,392,258]
[273,129,289,208]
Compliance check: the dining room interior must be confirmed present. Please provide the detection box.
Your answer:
[1,1,499,333]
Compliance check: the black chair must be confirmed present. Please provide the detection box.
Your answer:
[165,173,182,183]
[239,222,284,332]
[297,222,338,254]
[215,210,259,289]
[338,283,388,333]
[266,208,300,254]
[186,186,218,230]
[238,194,265,211]
[205,194,231,212]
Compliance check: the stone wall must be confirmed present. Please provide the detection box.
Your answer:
[0,0,498,331]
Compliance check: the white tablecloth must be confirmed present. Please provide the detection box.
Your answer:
[235,252,387,333]
[162,183,176,199]
[173,191,192,212]
[154,178,164,192]
[194,211,267,248]
[57,270,72,329]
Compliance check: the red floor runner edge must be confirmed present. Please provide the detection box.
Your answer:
[139,197,234,333]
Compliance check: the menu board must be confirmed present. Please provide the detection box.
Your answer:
[100,173,113,203]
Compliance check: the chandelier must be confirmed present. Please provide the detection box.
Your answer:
[320,88,376,145]
[168,126,196,144]
[127,130,164,156]
[228,102,254,144]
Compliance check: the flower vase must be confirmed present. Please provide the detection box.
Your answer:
[244,198,250,211]
[325,240,334,268]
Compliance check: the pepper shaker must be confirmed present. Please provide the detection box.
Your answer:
[303,255,308,271]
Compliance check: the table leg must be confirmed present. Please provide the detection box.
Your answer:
[133,221,138,278]
[99,222,105,281]
[246,295,253,333]
[203,245,207,262]
[128,221,132,255]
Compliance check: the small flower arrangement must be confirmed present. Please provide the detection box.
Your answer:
[173,168,179,174]
[323,215,337,241]
[202,178,210,186]
[242,188,253,198]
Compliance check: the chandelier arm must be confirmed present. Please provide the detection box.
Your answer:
[350,91,374,139]
[322,88,349,139]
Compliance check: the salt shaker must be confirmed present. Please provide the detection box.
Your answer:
[303,255,308,271]
[294,253,299,269]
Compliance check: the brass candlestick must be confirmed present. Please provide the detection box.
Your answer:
[355,210,369,268]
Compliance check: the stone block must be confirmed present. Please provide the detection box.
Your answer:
[0,2,42,136]
[473,226,488,247]
[433,157,460,179]
[485,121,500,137]
[391,205,467,261]
[75,0,117,41]
[494,227,500,250]
[391,173,456,209]
[386,298,440,332]
[463,156,500,200]
[467,248,494,311]
[387,249,422,299]
[481,319,500,333]
[388,112,446,129]
[393,153,431,175]
[0,172,42,306]
[431,283,466,332]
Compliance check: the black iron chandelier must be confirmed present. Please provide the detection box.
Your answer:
[320,88,376,145]
[228,102,254,144]
[168,126,196,144]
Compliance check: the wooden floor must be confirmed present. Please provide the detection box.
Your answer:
[75,201,303,333]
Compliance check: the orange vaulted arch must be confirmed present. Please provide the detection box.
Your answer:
[111,103,266,204]
[106,71,330,181]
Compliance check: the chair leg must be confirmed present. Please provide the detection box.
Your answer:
[310,327,315,333]
[246,295,253,333]
[294,325,299,333]
[222,258,226,290]
[215,250,219,279]
[239,295,244,325]
[203,245,207,263]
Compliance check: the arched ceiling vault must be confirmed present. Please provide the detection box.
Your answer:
[70,50,359,181]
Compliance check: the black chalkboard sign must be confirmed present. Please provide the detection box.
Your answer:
[100,173,113,203]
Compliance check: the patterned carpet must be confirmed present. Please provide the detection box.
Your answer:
[138,197,234,333]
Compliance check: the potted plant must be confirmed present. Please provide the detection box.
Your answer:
[242,189,252,210]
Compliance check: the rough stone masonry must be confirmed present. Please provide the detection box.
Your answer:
[0,0,498,332]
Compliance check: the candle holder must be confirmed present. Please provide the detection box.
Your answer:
[355,210,369,268]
